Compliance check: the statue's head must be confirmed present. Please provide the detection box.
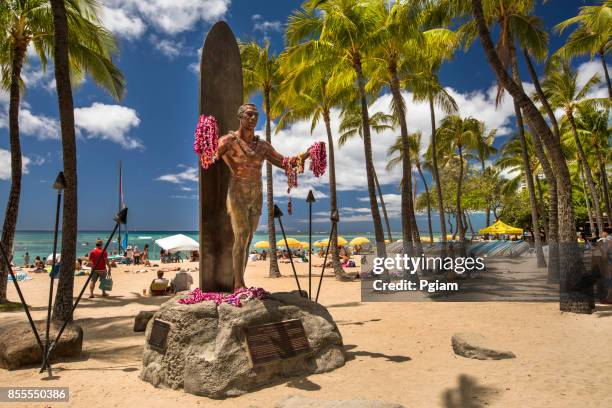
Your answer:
[237,103,258,130]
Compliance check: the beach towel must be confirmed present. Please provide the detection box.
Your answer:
[8,271,32,282]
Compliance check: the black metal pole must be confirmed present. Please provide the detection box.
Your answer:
[40,209,126,373]
[308,201,313,300]
[274,204,304,297]
[0,241,44,351]
[42,190,62,375]
[315,222,336,303]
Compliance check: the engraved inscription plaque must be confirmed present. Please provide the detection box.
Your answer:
[148,319,171,352]
[243,319,311,367]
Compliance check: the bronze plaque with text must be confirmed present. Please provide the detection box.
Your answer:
[148,319,171,352]
[243,319,311,367]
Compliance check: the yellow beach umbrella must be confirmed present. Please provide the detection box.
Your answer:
[254,241,269,249]
[300,241,309,248]
[276,237,302,248]
[318,236,348,247]
[314,240,326,248]
[384,239,390,244]
[478,220,523,235]
[349,237,370,246]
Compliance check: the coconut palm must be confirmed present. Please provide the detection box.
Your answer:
[473,122,497,227]
[240,41,282,278]
[436,115,480,242]
[338,106,394,243]
[286,0,387,258]
[470,0,590,313]
[404,28,459,244]
[275,53,352,280]
[555,0,612,99]
[366,0,424,254]
[542,59,607,236]
[0,0,124,308]
[387,131,435,243]
[571,104,611,225]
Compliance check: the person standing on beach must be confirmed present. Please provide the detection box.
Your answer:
[23,252,30,267]
[89,239,111,298]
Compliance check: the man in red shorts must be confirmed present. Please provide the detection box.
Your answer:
[89,239,111,298]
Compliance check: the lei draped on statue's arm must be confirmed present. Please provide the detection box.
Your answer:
[281,141,327,214]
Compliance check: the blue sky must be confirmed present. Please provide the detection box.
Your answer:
[0,0,608,233]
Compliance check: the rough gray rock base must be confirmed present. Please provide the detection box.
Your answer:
[451,332,516,360]
[0,322,83,370]
[134,310,156,332]
[275,395,405,408]
[140,291,345,398]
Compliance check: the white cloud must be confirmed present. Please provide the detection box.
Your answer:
[0,149,41,180]
[253,20,283,33]
[102,0,231,35]
[156,166,198,184]
[100,6,146,39]
[575,60,610,99]
[74,103,143,149]
[18,109,59,140]
[150,36,185,59]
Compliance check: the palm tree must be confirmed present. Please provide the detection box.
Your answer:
[572,105,611,225]
[387,131,434,243]
[436,115,480,242]
[240,41,282,278]
[542,60,607,236]
[473,122,497,227]
[338,106,394,243]
[367,0,424,254]
[286,0,387,258]
[0,0,124,308]
[275,52,352,279]
[555,0,612,99]
[471,0,590,314]
[404,28,459,244]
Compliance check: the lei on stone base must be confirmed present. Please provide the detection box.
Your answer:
[282,141,327,215]
[178,287,268,307]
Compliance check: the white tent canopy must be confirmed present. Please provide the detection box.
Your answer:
[155,234,199,253]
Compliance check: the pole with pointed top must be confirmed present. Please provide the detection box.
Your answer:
[41,172,66,376]
[40,207,128,374]
[306,190,316,300]
[274,204,304,297]
[316,209,339,302]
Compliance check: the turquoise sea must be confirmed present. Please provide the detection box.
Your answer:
[10,230,387,263]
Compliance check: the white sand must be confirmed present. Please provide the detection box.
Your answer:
[1,256,611,407]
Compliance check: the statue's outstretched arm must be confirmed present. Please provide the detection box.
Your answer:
[264,142,286,168]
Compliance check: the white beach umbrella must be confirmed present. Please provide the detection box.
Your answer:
[155,234,199,253]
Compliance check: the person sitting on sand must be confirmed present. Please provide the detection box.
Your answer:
[171,269,193,293]
[150,270,171,296]
[89,239,111,298]
[141,244,151,266]
[34,256,45,272]
[260,250,267,261]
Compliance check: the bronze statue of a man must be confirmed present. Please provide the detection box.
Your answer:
[213,103,308,290]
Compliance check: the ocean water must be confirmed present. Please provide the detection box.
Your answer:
[10,230,387,263]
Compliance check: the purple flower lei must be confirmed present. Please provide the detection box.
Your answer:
[193,115,219,170]
[178,287,268,307]
[309,141,327,177]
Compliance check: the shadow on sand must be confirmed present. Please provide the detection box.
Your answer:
[441,374,500,408]
[344,344,411,363]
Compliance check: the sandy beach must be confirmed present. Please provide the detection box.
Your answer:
[1,256,611,408]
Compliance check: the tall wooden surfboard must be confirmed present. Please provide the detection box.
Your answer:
[199,22,243,292]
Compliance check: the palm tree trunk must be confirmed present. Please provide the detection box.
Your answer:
[535,173,549,237]
[600,49,612,100]
[374,169,393,243]
[521,48,559,279]
[429,98,447,242]
[509,42,546,267]
[416,163,434,243]
[465,211,474,236]
[596,150,612,226]
[389,66,415,255]
[354,57,387,258]
[264,91,281,278]
[579,160,596,235]
[0,42,27,304]
[523,48,561,140]
[323,110,347,279]
[472,0,590,313]
[567,111,604,235]
[456,145,465,241]
[50,0,78,322]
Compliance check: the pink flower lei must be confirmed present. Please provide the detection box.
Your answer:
[193,115,219,170]
[178,287,268,307]
[309,141,327,177]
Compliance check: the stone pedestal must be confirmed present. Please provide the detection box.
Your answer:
[140,291,345,398]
